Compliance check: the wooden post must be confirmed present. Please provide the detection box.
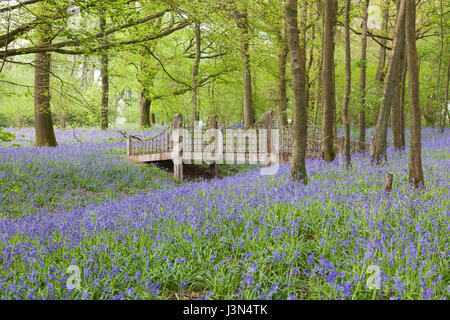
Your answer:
[384,172,393,191]
[209,114,219,177]
[127,135,131,156]
[173,113,183,181]
[265,110,275,165]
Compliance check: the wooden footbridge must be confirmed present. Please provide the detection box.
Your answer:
[126,110,371,180]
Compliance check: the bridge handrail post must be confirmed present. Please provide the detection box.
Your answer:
[265,110,275,165]
[127,135,131,156]
[209,114,219,177]
[173,113,183,181]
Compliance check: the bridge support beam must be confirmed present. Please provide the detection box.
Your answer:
[209,114,219,177]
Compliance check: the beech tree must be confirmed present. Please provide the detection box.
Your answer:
[405,0,424,187]
[391,0,407,150]
[375,1,390,92]
[233,6,254,129]
[285,0,307,182]
[1,1,190,145]
[191,22,201,125]
[277,24,289,126]
[100,14,109,130]
[372,0,406,163]
[342,0,352,166]
[358,0,369,153]
[321,0,337,162]
[34,2,57,147]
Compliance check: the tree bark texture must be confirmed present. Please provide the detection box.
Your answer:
[34,14,57,147]
[405,0,424,187]
[321,0,337,162]
[372,0,406,162]
[358,0,369,152]
[285,0,308,182]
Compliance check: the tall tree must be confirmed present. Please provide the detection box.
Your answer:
[34,4,57,147]
[342,0,352,166]
[392,43,407,150]
[437,0,447,133]
[138,16,163,128]
[277,24,289,126]
[312,1,323,141]
[139,90,151,127]
[391,0,407,150]
[398,58,407,146]
[321,0,337,162]
[234,7,254,128]
[100,15,109,130]
[405,0,424,187]
[372,0,406,162]
[375,1,390,91]
[191,21,201,125]
[358,0,369,152]
[285,0,307,182]
[439,61,449,133]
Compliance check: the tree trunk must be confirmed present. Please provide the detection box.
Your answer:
[313,49,323,140]
[435,0,444,129]
[399,58,407,145]
[100,16,109,130]
[342,0,352,166]
[306,10,316,114]
[321,0,337,162]
[312,0,323,140]
[34,18,57,147]
[277,26,288,126]
[372,0,406,162]
[234,9,254,129]
[139,90,151,127]
[81,57,89,90]
[191,21,201,125]
[285,0,308,182]
[358,0,369,152]
[439,62,449,132]
[405,0,424,188]
[375,1,389,91]
[392,37,407,150]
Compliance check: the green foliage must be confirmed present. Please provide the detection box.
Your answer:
[355,59,368,69]
[0,127,15,142]
[0,0,447,129]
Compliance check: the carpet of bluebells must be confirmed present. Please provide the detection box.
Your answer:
[0,126,448,300]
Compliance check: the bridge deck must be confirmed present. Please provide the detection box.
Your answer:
[126,111,371,180]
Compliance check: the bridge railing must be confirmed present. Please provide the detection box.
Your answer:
[127,126,172,156]
[127,110,373,160]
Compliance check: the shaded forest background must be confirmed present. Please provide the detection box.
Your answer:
[0,0,447,129]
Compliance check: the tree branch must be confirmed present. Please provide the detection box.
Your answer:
[0,0,42,13]
[0,20,190,57]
